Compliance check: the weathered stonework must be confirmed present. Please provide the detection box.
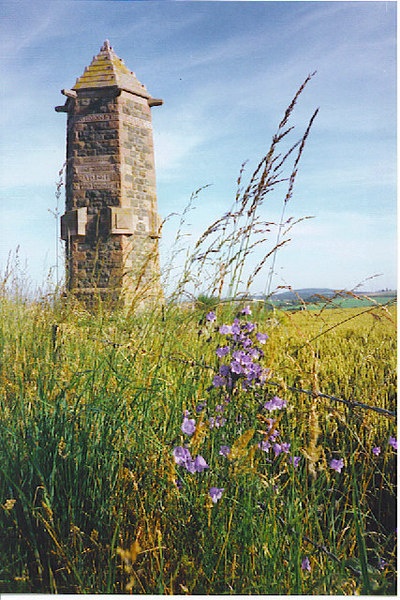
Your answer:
[56,41,163,308]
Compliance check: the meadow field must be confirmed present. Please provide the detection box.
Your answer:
[0,292,396,594]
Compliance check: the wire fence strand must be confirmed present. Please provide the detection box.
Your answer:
[266,380,396,418]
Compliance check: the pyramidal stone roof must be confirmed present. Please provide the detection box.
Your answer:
[73,40,151,98]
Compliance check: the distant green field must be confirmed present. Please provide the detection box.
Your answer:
[277,294,396,311]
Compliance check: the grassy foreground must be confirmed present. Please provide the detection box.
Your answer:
[0,293,396,594]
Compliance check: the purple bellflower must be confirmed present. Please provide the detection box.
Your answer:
[209,487,224,504]
[219,445,231,457]
[173,446,209,474]
[301,556,311,572]
[212,375,226,388]
[194,455,209,472]
[219,324,232,335]
[259,440,271,452]
[181,416,196,436]
[256,332,268,344]
[330,458,344,473]
[173,446,192,468]
[216,345,230,358]
[264,396,287,412]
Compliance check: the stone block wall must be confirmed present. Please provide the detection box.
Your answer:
[61,84,163,307]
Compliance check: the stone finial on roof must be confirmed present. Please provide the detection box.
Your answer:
[101,40,112,52]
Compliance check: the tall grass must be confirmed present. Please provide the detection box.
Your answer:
[0,287,396,593]
[0,76,396,594]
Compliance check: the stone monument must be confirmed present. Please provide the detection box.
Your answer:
[56,40,163,308]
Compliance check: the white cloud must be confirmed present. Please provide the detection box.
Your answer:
[154,129,206,177]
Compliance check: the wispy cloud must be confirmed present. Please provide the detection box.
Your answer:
[0,2,57,54]
[0,0,395,291]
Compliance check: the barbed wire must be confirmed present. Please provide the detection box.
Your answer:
[266,380,396,419]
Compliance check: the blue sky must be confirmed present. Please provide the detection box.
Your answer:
[0,0,396,295]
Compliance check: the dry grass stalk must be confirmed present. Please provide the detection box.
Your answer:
[168,73,319,304]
